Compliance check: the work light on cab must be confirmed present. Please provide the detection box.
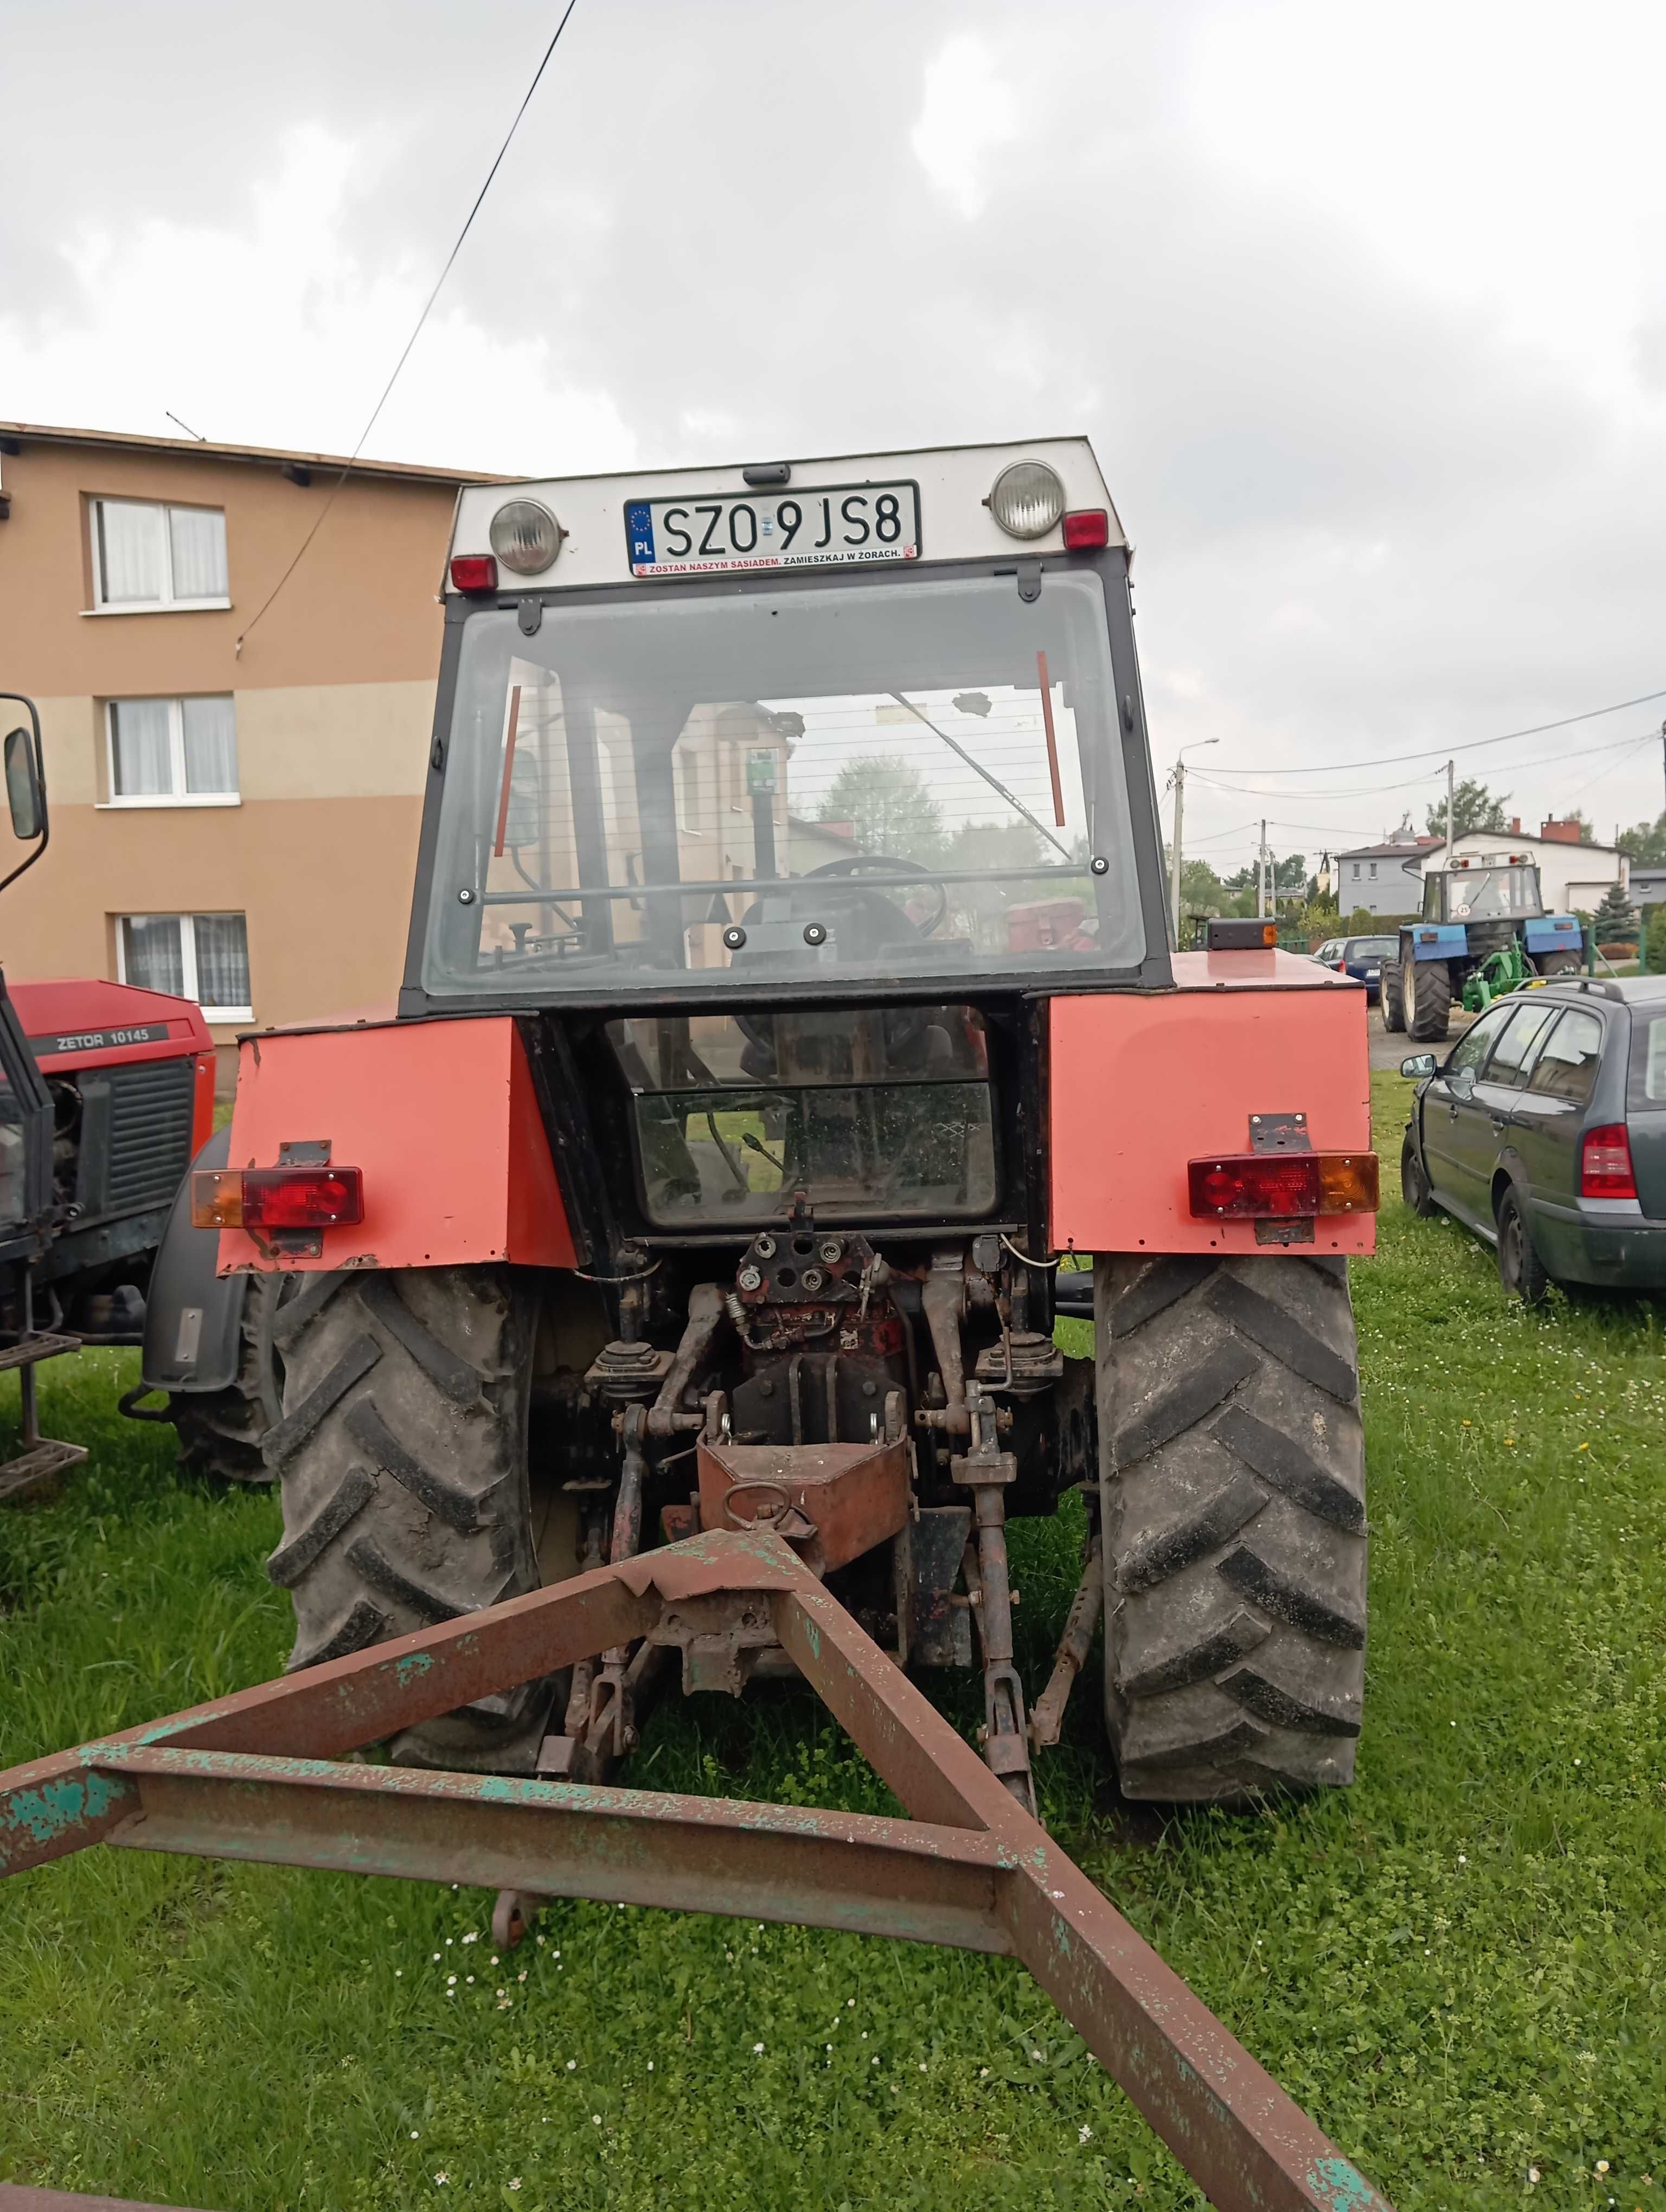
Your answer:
[190,1165,364,1231]
[490,498,563,575]
[988,460,1066,539]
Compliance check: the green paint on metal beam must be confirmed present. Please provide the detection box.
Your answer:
[393,1652,434,1688]
[1,1769,125,1856]
[1307,2156,1384,2211]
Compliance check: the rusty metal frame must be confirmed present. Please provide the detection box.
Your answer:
[0,1529,1392,2212]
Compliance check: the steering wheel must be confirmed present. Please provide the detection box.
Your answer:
[800,851,949,937]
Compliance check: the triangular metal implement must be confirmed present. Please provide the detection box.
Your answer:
[0,1528,1392,2212]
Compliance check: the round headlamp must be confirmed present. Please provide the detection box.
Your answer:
[489,498,562,575]
[988,460,1066,541]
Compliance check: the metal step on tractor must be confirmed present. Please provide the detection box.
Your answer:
[0,693,216,1503]
[8,444,1394,2210]
[1381,851,1585,1042]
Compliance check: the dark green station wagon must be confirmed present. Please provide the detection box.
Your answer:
[1400,976,1666,1301]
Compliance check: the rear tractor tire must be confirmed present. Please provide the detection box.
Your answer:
[1404,957,1452,1042]
[1379,959,1405,1032]
[262,1264,553,1772]
[1098,1253,1367,1804]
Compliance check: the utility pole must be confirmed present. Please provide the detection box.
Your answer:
[1445,758,1455,859]
[1169,738,1219,944]
[1258,819,1270,919]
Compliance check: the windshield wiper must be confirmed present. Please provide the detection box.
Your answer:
[887,692,1072,860]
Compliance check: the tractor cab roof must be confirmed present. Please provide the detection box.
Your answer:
[449,439,1124,595]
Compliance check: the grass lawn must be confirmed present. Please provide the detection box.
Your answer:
[2,1070,1663,2211]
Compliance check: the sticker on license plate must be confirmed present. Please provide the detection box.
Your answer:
[624,481,920,578]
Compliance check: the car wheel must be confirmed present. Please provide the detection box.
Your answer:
[1400,1133,1439,1218]
[1496,1190,1550,1306]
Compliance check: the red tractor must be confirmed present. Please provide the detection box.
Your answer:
[0,693,215,1499]
[151,442,1377,1805]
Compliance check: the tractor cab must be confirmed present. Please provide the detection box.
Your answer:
[1421,857,1544,923]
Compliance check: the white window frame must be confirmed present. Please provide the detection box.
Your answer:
[99,697,240,808]
[86,498,230,615]
[114,912,253,1024]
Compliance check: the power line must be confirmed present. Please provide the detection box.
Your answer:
[1189,725,1663,807]
[1209,685,1666,776]
[236,1,581,654]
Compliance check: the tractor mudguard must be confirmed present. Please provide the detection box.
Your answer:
[140,1126,249,1394]
[215,1016,577,1277]
[1048,951,1375,1257]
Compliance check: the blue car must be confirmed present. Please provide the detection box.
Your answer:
[1311,934,1396,1004]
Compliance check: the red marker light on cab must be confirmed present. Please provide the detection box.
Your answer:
[1061,509,1110,551]
[449,555,498,593]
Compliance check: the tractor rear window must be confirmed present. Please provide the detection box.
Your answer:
[608,1006,996,1225]
[421,570,1143,998]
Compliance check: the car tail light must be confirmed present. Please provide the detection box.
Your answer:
[1061,508,1110,550]
[1335,959,1348,972]
[1579,1124,1636,1199]
[449,554,498,593]
[1189,1152,1379,1219]
[191,1166,364,1231]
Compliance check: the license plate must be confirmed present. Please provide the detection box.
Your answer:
[625,481,920,578]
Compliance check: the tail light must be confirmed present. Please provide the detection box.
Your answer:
[1061,508,1110,550]
[1189,1153,1379,1219]
[1335,960,1348,972]
[1579,1124,1636,1199]
[449,554,498,593]
[191,1166,364,1231]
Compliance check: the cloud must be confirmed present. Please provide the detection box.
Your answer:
[910,33,1019,220]
[2,0,1664,857]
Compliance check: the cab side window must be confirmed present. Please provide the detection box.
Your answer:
[1446,1004,1514,1078]
[1485,1002,1558,1090]
[1526,1008,1604,1104]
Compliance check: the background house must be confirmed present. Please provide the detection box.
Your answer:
[1332,834,1439,916]
[0,421,507,1082]
[1415,818,1627,916]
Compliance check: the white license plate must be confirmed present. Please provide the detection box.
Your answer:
[625,481,920,578]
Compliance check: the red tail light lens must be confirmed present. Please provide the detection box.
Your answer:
[1579,1123,1636,1199]
[449,554,498,593]
[1189,1153,1379,1219]
[191,1166,364,1231]
[1061,508,1110,550]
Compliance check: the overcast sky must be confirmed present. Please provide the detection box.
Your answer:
[5,0,1665,872]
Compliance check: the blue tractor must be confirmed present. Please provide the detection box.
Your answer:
[1380,855,1584,1042]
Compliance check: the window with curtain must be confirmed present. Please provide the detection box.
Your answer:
[117,912,251,1017]
[107,696,238,800]
[92,499,228,608]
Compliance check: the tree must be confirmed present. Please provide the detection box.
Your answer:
[817,755,946,860]
[1592,881,1638,947]
[1426,779,1510,839]
[1647,903,1666,973]
[1179,858,1226,914]
[1618,811,1666,866]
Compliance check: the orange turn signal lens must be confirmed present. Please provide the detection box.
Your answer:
[1188,1152,1379,1219]
[191,1165,364,1231]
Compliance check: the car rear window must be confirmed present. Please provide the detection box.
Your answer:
[1347,938,1395,959]
[1630,1011,1666,1109]
[1527,1007,1604,1104]
[1484,1000,1558,1089]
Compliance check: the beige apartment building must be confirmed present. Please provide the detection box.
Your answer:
[0,422,506,1077]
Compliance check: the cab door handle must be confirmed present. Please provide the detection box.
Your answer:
[1489,1114,1510,1131]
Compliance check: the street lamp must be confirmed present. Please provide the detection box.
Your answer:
[1170,739,1219,943]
